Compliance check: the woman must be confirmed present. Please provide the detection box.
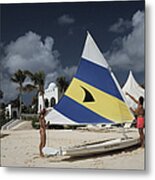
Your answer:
[39,108,47,157]
[126,92,145,147]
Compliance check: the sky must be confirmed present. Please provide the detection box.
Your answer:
[0,0,145,104]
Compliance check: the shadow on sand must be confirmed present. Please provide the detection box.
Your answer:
[0,133,10,139]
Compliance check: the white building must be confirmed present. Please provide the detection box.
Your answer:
[38,82,59,113]
[5,104,19,119]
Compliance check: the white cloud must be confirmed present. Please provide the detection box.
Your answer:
[4,31,60,74]
[109,18,132,33]
[1,31,77,102]
[106,10,144,73]
[63,66,77,79]
[58,14,75,25]
[45,65,77,88]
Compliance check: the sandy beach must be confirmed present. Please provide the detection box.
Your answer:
[0,121,145,170]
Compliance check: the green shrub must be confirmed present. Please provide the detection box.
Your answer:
[31,116,40,129]
[0,109,10,128]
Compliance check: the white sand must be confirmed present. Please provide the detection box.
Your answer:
[0,123,144,170]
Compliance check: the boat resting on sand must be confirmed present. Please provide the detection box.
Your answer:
[62,137,140,157]
[43,137,140,157]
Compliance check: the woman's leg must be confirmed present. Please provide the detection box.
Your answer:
[39,129,44,157]
[42,130,46,148]
[139,128,144,147]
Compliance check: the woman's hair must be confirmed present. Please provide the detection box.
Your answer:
[139,96,144,105]
[40,108,46,116]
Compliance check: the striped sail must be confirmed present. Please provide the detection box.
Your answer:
[46,32,134,124]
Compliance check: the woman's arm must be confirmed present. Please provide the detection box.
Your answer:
[126,92,138,104]
[130,107,135,114]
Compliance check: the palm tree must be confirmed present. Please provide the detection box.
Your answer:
[24,70,45,111]
[11,69,26,120]
[56,76,69,95]
[0,90,3,99]
[31,95,38,113]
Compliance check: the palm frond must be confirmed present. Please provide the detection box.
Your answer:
[24,70,34,79]
[23,84,36,92]
[11,69,26,84]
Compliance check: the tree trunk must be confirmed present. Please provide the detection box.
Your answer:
[41,93,45,110]
[19,87,22,120]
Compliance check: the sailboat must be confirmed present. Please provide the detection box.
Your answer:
[44,32,140,157]
[122,70,145,109]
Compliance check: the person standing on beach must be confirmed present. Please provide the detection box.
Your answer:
[126,92,145,147]
[39,108,47,157]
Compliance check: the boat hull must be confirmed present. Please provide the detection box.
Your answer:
[62,137,140,157]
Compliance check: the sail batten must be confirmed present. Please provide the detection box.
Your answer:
[45,32,134,124]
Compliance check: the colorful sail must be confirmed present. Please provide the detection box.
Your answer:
[46,32,134,124]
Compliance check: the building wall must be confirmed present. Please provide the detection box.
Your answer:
[5,104,19,119]
[38,83,59,113]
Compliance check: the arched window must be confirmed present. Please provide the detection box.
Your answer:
[44,99,49,108]
[50,97,56,107]
[12,111,17,119]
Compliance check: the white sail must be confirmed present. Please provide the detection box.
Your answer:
[122,71,145,109]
